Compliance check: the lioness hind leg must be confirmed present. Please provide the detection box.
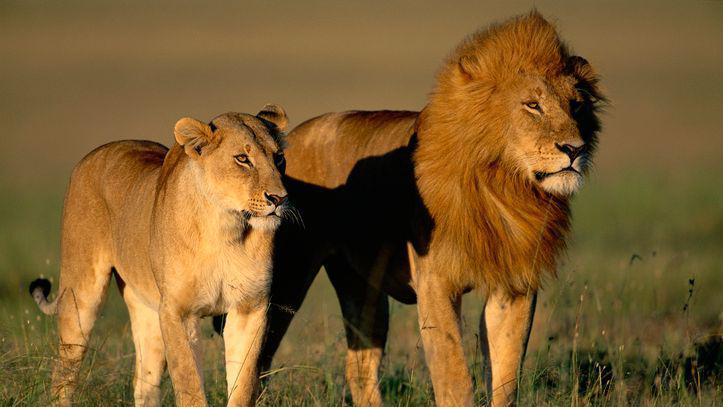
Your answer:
[51,257,112,406]
[326,256,388,407]
[124,287,166,407]
[50,161,116,405]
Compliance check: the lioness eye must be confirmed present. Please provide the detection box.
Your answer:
[274,153,286,173]
[234,154,252,167]
[524,101,541,111]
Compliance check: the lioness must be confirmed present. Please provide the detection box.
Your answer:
[251,13,604,407]
[30,105,289,407]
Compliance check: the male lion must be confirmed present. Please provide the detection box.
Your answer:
[30,105,289,407]
[253,12,604,407]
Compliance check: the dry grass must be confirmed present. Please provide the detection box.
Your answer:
[0,171,720,406]
[0,1,721,405]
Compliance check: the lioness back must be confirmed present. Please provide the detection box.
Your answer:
[69,140,168,210]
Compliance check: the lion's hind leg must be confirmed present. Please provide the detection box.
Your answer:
[326,255,388,407]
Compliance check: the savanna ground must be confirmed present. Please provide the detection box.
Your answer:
[0,1,721,406]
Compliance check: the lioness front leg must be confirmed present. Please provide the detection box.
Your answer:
[224,304,268,407]
[479,290,537,406]
[416,272,473,406]
[159,303,207,407]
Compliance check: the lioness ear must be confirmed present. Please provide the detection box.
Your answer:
[257,103,288,132]
[174,117,215,157]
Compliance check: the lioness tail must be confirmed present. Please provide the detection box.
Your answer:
[29,278,58,315]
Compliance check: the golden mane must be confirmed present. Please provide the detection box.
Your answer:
[414,11,602,296]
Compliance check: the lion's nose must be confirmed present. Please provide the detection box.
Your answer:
[264,192,287,207]
[555,142,584,162]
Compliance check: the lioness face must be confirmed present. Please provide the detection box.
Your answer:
[207,117,287,224]
[508,70,600,196]
[175,107,289,229]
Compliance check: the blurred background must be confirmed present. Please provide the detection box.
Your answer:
[0,1,721,405]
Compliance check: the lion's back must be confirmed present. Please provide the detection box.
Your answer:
[285,110,418,188]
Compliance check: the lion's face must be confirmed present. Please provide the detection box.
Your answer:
[175,106,289,229]
[432,16,603,198]
[506,71,599,196]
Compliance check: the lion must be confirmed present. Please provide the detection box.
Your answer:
[248,12,604,407]
[29,105,290,407]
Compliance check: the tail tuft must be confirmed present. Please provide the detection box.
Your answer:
[29,278,57,315]
[29,278,51,297]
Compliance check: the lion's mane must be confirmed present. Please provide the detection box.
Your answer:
[414,12,604,295]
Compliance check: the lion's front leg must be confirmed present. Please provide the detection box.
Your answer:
[159,303,208,407]
[223,303,268,407]
[479,290,537,406]
[416,272,473,406]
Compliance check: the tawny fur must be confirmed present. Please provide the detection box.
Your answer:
[415,12,604,295]
[257,11,605,407]
[31,105,290,407]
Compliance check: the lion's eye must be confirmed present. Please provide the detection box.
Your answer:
[234,154,252,167]
[274,153,286,173]
[524,101,541,111]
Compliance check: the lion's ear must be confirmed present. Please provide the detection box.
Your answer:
[567,56,605,103]
[457,55,479,81]
[174,117,216,157]
[257,103,288,132]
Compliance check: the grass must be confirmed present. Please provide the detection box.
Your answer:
[0,169,721,406]
[1,1,721,405]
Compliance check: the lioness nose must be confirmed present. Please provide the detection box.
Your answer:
[264,192,287,207]
[555,143,584,162]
